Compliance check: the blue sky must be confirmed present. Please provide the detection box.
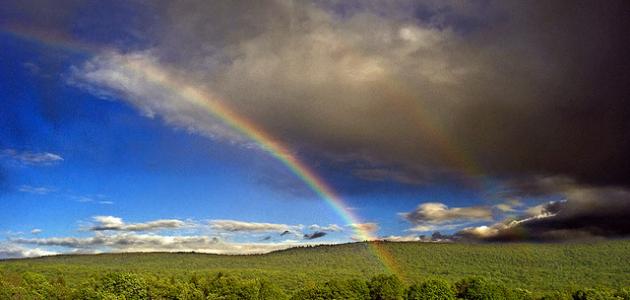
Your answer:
[1,1,629,258]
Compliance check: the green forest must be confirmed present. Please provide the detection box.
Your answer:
[1,240,629,299]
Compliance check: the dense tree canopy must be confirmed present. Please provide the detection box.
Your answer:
[0,270,628,300]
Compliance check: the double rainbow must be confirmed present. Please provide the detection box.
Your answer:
[2,25,408,277]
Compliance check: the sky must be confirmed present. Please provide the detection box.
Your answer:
[1,0,629,259]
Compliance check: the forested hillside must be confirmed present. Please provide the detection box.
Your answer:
[1,240,629,299]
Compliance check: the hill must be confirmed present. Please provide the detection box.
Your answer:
[1,240,629,294]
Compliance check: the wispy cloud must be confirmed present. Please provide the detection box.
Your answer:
[347,223,380,234]
[307,224,343,232]
[1,149,63,166]
[18,185,55,195]
[30,229,42,234]
[209,219,301,233]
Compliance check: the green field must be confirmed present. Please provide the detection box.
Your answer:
[2,240,629,296]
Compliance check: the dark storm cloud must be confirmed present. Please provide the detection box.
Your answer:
[457,187,630,241]
[303,231,327,240]
[70,0,630,194]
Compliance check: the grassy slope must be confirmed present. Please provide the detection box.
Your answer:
[1,240,629,293]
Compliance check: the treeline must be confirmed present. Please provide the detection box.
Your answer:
[1,271,628,300]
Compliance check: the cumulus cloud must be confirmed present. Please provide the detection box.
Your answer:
[402,202,492,226]
[1,149,63,166]
[18,185,55,195]
[88,216,188,232]
[457,187,630,241]
[407,223,463,233]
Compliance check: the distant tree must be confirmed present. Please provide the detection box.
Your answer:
[22,272,56,299]
[347,278,371,299]
[615,288,630,300]
[205,273,286,300]
[257,278,288,300]
[455,277,509,300]
[98,272,149,300]
[206,274,258,300]
[572,288,618,300]
[508,288,534,300]
[407,279,455,300]
[290,279,368,300]
[539,291,572,300]
[368,274,405,300]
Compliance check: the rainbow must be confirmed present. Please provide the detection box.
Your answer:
[1,25,409,278]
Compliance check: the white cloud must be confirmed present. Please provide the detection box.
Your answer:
[12,233,304,255]
[401,202,493,225]
[89,216,188,232]
[31,229,42,234]
[494,203,516,213]
[69,51,246,144]
[1,149,63,165]
[18,185,55,195]
[380,234,422,242]
[347,222,380,233]
[0,243,57,259]
[407,223,464,233]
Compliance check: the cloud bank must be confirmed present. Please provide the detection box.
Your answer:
[67,0,630,194]
[2,216,347,258]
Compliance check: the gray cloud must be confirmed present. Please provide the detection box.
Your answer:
[352,168,429,185]
[209,219,301,233]
[88,216,187,232]
[68,1,630,194]
[307,224,343,232]
[303,231,327,240]
[457,187,630,241]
